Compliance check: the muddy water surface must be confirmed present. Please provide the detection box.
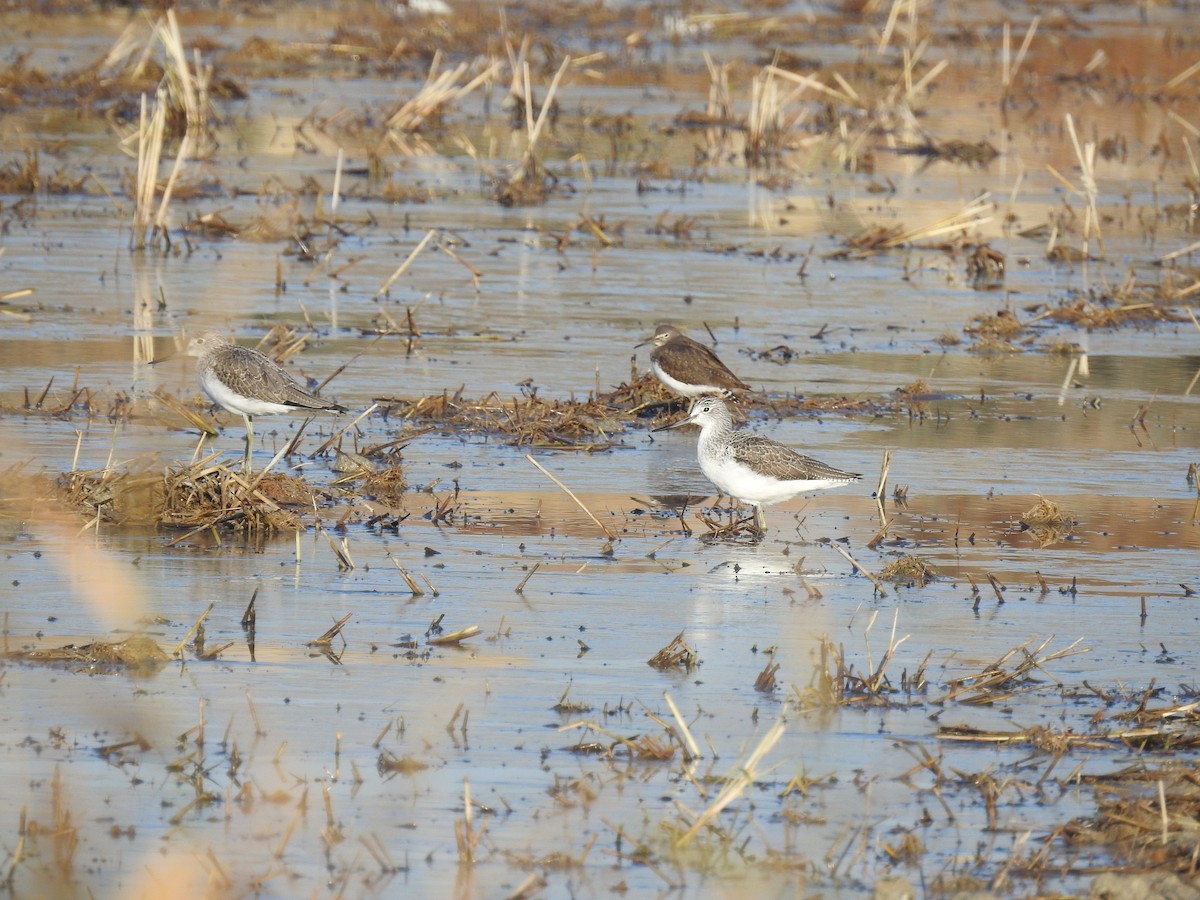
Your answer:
[3,2,1200,897]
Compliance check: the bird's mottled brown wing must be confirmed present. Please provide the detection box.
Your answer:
[209,345,346,412]
[672,336,752,391]
[729,432,858,481]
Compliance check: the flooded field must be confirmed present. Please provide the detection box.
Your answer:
[3,1,1200,897]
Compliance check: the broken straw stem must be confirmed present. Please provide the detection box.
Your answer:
[831,542,888,597]
[525,454,616,540]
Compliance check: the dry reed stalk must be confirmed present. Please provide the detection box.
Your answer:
[875,448,891,527]
[754,660,781,692]
[390,558,424,596]
[308,403,379,459]
[864,609,908,693]
[764,65,856,105]
[494,56,570,205]
[155,11,201,131]
[1166,58,1200,90]
[636,702,691,760]
[435,235,484,282]
[1044,114,1103,258]
[240,588,257,627]
[508,873,549,899]
[319,528,355,570]
[875,0,907,54]
[428,626,480,646]
[309,612,352,647]
[676,719,785,847]
[1001,17,1041,96]
[866,517,894,550]
[746,67,803,163]
[882,193,993,247]
[514,563,539,593]
[386,53,501,135]
[663,692,702,759]
[985,573,1006,603]
[525,454,616,539]
[246,441,292,488]
[831,542,888,597]
[899,48,948,106]
[172,603,214,659]
[454,777,488,863]
[373,229,438,298]
[701,51,734,163]
[131,91,166,250]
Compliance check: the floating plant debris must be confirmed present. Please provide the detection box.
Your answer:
[1019,495,1076,547]
[6,634,168,673]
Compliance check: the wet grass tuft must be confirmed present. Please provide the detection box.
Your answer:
[1019,494,1075,547]
[879,555,936,587]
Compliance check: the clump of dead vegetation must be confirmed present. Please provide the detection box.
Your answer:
[4,634,168,674]
[53,458,317,537]
[380,371,908,446]
[331,449,409,505]
[963,308,1029,354]
[0,150,89,195]
[1045,289,1191,328]
[893,137,999,168]
[490,50,570,206]
[963,285,1193,353]
[894,378,931,420]
[695,509,762,542]
[939,636,1088,706]
[1020,495,1075,547]
[965,242,1005,288]
[560,722,679,763]
[825,194,993,260]
[376,385,635,451]
[648,632,699,671]
[160,464,310,533]
[795,612,925,709]
[879,555,936,587]
[1065,761,1200,874]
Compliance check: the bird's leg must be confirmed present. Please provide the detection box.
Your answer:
[753,505,767,535]
[242,414,254,474]
[718,490,737,524]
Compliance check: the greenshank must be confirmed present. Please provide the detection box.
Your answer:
[655,395,859,534]
[637,324,751,398]
[185,331,346,471]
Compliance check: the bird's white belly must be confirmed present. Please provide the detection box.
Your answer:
[201,371,292,418]
[652,362,723,397]
[699,456,845,506]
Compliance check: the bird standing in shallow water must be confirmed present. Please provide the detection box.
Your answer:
[655,395,859,535]
[184,331,346,472]
[637,324,751,398]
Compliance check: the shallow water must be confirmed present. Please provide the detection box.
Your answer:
[3,2,1200,897]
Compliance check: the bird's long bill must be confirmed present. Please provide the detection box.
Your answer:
[651,413,696,432]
